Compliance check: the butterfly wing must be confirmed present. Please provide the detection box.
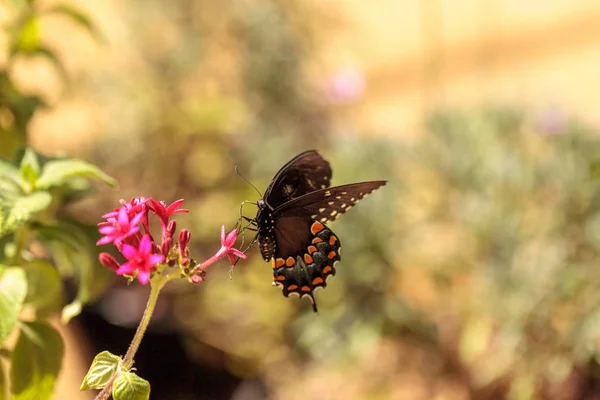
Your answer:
[263,150,332,209]
[270,217,340,313]
[274,181,387,223]
[269,180,386,312]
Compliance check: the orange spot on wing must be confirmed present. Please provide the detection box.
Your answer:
[301,286,311,292]
[329,235,337,245]
[304,254,314,264]
[322,266,332,274]
[307,245,318,254]
[312,277,324,285]
[276,258,285,268]
[312,237,323,244]
[277,275,286,281]
[328,251,336,259]
[286,257,295,267]
[310,222,325,235]
[287,284,298,291]
[271,259,276,269]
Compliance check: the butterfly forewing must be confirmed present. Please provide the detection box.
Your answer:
[275,181,387,224]
[263,150,332,209]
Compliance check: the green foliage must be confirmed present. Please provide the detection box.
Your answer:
[10,322,63,400]
[3,192,52,234]
[0,148,115,397]
[112,372,150,400]
[36,159,117,190]
[80,351,121,390]
[398,108,600,394]
[0,267,27,342]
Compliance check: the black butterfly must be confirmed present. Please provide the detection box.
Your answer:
[242,150,386,312]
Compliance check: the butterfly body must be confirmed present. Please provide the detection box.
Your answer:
[250,150,385,312]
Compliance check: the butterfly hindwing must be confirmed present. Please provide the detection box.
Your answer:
[263,150,332,209]
[271,220,341,312]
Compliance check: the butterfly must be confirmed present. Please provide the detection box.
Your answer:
[241,150,386,312]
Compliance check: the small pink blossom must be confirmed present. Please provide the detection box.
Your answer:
[149,199,188,226]
[97,207,143,245]
[217,225,247,265]
[116,235,165,284]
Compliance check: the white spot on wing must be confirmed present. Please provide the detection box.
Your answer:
[341,203,347,208]
[320,217,328,222]
[330,210,337,217]
[319,208,325,213]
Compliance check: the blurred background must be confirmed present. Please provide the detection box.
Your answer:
[3,0,600,399]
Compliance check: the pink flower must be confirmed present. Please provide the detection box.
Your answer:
[116,235,165,284]
[149,199,188,226]
[216,225,247,265]
[97,207,143,245]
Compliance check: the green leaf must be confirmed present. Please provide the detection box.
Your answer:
[0,159,19,178]
[0,158,23,204]
[37,220,111,323]
[112,372,150,400]
[0,266,27,343]
[37,159,116,189]
[10,322,63,400]
[60,301,81,324]
[46,4,104,43]
[80,351,120,390]
[19,149,40,189]
[12,16,40,54]
[22,260,62,313]
[4,192,52,233]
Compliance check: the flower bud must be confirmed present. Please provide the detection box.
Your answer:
[178,229,191,257]
[166,220,177,239]
[99,252,120,271]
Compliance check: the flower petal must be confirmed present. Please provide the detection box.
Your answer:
[116,262,136,275]
[121,243,138,260]
[165,199,185,213]
[130,211,144,228]
[138,235,152,256]
[229,248,247,259]
[147,254,165,267]
[137,270,150,284]
[96,236,116,246]
[220,225,225,244]
[224,229,237,247]
[99,226,117,235]
[117,207,129,227]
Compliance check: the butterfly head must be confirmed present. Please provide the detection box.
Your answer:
[257,199,266,210]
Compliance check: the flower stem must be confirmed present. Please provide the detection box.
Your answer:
[94,273,174,400]
[122,275,169,370]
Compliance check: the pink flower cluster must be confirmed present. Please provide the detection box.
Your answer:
[97,197,246,284]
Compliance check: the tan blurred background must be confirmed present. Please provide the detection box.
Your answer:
[4,0,600,399]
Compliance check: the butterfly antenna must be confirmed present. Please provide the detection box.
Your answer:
[235,166,262,198]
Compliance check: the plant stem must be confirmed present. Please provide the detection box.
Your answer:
[94,273,174,400]
[122,275,169,370]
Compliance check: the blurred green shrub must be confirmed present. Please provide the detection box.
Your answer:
[0,2,114,399]
[399,107,600,397]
